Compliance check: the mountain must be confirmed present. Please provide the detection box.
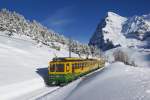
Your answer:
[89,12,150,51]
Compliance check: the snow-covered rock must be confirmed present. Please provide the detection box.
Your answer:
[89,12,150,50]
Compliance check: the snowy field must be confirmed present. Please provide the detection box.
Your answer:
[0,32,77,100]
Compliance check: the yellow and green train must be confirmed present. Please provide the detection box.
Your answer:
[48,57,105,85]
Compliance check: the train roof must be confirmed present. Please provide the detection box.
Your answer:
[51,57,99,62]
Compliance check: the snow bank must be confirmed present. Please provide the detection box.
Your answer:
[0,78,45,100]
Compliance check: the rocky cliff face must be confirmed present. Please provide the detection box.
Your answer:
[89,12,150,50]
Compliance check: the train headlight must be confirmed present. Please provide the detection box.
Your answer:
[52,81,56,85]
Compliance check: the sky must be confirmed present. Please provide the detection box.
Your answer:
[0,0,150,43]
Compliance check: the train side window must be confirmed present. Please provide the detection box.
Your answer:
[50,64,55,72]
[55,64,64,72]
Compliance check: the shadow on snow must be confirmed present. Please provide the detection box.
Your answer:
[36,67,49,85]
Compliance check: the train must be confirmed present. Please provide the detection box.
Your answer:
[48,57,105,85]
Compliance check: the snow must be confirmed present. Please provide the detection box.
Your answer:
[89,12,150,50]
[65,62,150,100]
[103,12,127,46]
[124,15,150,34]
[0,32,77,100]
[36,78,82,100]
[15,87,59,100]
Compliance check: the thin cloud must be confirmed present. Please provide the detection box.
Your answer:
[42,6,75,31]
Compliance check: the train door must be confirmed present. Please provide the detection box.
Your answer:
[66,63,70,72]
[81,63,84,70]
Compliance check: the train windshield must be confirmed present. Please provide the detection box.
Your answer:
[50,64,64,72]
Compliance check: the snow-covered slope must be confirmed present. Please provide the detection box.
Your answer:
[0,8,100,57]
[0,31,77,100]
[89,12,150,50]
[65,62,150,100]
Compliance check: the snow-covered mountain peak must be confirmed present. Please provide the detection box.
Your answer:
[107,11,119,17]
[106,12,127,23]
[122,14,150,35]
[101,12,127,47]
[107,12,125,18]
[89,12,150,51]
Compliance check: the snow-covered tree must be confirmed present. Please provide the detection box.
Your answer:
[0,8,102,58]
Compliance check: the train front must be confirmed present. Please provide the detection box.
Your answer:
[48,60,66,85]
[48,57,74,85]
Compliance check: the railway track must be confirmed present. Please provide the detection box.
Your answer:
[33,79,82,100]
[32,87,62,100]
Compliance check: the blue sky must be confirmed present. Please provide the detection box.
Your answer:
[0,0,150,43]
